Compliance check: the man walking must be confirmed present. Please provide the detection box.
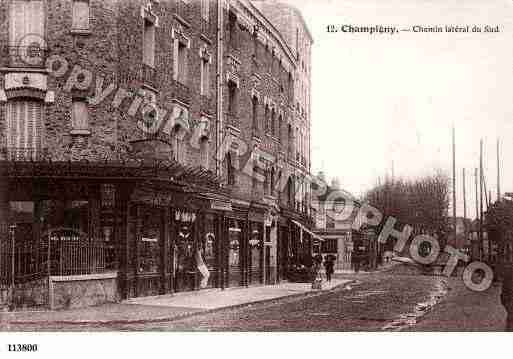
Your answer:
[324,256,335,282]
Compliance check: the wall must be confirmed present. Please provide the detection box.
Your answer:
[50,272,119,310]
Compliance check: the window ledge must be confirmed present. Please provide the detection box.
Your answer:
[71,29,92,35]
[70,129,91,136]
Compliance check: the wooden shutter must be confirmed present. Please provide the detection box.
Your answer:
[72,100,89,130]
[6,100,43,157]
[72,0,90,30]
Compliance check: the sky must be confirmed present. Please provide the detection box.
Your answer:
[284,0,513,219]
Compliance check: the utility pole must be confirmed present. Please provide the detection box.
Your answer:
[497,138,501,202]
[463,168,467,245]
[480,139,484,261]
[474,167,479,260]
[452,125,457,248]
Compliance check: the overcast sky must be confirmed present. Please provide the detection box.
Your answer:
[285,0,513,219]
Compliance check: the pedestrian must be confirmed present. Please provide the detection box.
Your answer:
[324,256,334,282]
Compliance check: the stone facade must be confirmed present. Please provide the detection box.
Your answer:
[0,0,314,304]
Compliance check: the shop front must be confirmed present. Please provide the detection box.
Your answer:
[0,159,231,307]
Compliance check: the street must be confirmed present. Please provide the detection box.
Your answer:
[4,270,489,332]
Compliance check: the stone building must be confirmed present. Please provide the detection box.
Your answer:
[0,0,313,309]
[311,173,366,270]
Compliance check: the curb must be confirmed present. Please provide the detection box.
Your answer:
[0,280,356,327]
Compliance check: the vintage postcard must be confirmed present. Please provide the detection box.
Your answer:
[0,0,511,356]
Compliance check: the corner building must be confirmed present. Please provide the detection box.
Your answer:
[0,0,313,309]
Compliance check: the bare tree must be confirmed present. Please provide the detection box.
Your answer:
[365,171,451,250]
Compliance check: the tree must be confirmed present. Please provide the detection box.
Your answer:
[365,171,451,253]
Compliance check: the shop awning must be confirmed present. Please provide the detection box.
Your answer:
[291,219,325,242]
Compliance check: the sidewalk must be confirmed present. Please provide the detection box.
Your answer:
[0,279,352,327]
[405,278,506,331]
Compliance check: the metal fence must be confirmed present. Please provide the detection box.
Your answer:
[0,229,112,286]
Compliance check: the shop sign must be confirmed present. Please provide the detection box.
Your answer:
[142,237,158,242]
[211,200,232,212]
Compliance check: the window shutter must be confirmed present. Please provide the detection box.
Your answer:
[72,100,89,130]
[6,100,43,157]
[73,0,90,30]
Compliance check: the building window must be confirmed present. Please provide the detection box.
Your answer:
[72,0,90,31]
[321,238,338,254]
[264,169,270,196]
[271,109,276,136]
[200,56,210,96]
[71,99,90,132]
[270,167,275,196]
[278,115,283,141]
[264,105,270,133]
[226,151,236,185]
[143,18,156,68]
[253,31,258,60]
[251,96,258,132]
[9,0,45,67]
[227,81,238,116]
[172,125,185,163]
[5,99,44,157]
[177,41,188,84]
[228,12,238,50]
[200,137,209,168]
[201,0,209,21]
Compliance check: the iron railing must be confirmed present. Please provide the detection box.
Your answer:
[1,147,49,162]
[4,45,49,68]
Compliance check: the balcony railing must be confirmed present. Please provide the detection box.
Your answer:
[141,63,157,88]
[1,147,49,161]
[4,45,49,68]
[225,113,240,129]
[172,80,191,104]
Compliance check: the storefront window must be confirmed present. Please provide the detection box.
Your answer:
[229,220,241,268]
[249,225,261,271]
[139,209,160,274]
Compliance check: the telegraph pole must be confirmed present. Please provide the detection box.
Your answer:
[497,138,501,202]
[474,167,479,260]
[479,139,484,261]
[463,168,467,244]
[452,125,457,247]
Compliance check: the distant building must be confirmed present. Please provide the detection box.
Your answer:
[311,174,365,270]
